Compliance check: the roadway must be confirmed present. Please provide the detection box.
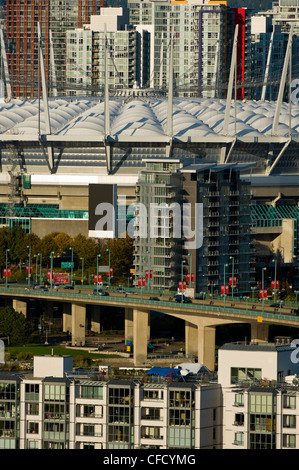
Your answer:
[1,283,298,322]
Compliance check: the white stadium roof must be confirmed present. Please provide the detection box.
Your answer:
[1,96,299,143]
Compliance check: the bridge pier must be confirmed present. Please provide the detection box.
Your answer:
[90,305,101,334]
[133,309,150,365]
[62,303,72,334]
[12,299,27,317]
[125,308,133,344]
[251,321,269,343]
[71,303,86,346]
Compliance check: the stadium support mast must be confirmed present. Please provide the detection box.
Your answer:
[0,28,12,100]
[38,22,54,171]
[49,30,58,97]
[104,23,111,173]
[261,30,274,101]
[223,24,239,137]
[272,25,293,136]
[166,24,174,157]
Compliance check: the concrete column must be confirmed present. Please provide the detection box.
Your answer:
[125,308,133,343]
[71,303,86,346]
[133,309,149,365]
[44,301,54,320]
[62,303,72,334]
[185,321,198,357]
[12,299,27,317]
[251,322,269,343]
[197,325,216,371]
[90,305,101,334]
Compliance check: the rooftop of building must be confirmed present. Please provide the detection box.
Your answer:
[220,340,295,352]
[1,96,299,144]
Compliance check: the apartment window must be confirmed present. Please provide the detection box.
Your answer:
[283,434,296,448]
[27,440,39,449]
[109,387,132,405]
[26,403,39,416]
[27,422,39,434]
[169,409,191,426]
[234,432,244,446]
[169,390,192,408]
[283,415,296,428]
[44,384,66,401]
[234,393,244,407]
[0,383,17,400]
[80,385,103,400]
[25,384,39,401]
[283,394,296,409]
[231,367,262,385]
[143,390,163,400]
[234,413,244,426]
[141,426,163,440]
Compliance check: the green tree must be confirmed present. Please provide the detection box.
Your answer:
[0,306,31,344]
[102,234,134,280]
[39,233,59,264]
[72,233,100,268]
[53,233,72,257]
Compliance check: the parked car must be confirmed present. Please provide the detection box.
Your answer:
[270,303,281,308]
[174,294,192,303]
[63,285,74,290]
[150,297,160,301]
[93,289,109,296]
[115,288,126,293]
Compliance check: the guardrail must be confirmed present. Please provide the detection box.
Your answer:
[0,286,299,323]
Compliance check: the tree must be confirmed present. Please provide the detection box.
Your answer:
[102,234,134,280]
[0,306,31,344]
[72,233,100,268]
[39,233,59,264]
[53,233,72,257]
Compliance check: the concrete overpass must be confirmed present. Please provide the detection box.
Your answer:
[1,286,299,370]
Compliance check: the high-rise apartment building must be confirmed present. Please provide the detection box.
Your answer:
[128,0,230,98]
[134,159,254,294]
[66,8,152,95]
[5,0,103,98]
[127,0,253,99]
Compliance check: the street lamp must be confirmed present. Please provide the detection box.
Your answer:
[27,245,31,289]
[188,253,192,288]
[80,257,84,285]
[262,267,267,313]
[106,248,111,286]
[223,263,228,308]
[140,256,145,300]
[69,247,73,286]
[5,249,10,288]
[272,258,277,303]
[50,251,55,293]
[34,254,38,284]
[97,254,101,295]
[147,250,151,291]
[181,259,186,304]
[38,253,42,285]
[230,256,234,299]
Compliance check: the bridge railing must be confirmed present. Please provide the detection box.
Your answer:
[1,286,299,323]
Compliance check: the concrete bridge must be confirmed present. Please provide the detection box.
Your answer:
[1,286,299,370]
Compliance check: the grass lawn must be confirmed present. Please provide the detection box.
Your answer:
[6,344,121,360]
